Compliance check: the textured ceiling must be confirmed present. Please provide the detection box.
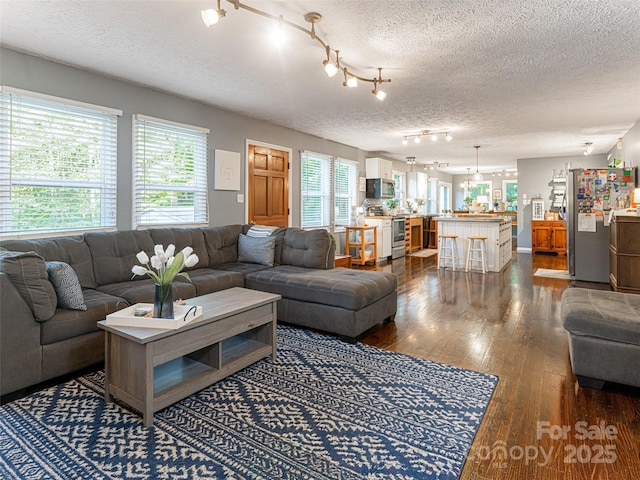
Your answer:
[1,0,640,174]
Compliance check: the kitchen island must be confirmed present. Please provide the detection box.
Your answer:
[435,215,513,272]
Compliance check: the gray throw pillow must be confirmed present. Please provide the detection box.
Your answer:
[237,234,276,266]
[0,250,57,321]
[46,261,87,311]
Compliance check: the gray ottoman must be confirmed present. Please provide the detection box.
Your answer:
[245,266,397,342]
[561,287,640,389]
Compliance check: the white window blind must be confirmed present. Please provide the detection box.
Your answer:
[334,157,359,227]
[133,115,209,228]
[301,152,359,229]
[0,88,119,237]
[301,152,331,229]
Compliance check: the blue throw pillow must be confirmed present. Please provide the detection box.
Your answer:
[237,234,276,266]
[46,261,87,311]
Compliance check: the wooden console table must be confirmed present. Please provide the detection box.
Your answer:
[98,287,280,427]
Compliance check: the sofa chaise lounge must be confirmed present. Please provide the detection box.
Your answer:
[1,225,397,397]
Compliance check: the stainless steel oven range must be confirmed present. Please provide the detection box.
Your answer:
[392,215,406,259]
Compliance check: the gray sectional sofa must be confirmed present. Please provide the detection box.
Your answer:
[0,225,397,397]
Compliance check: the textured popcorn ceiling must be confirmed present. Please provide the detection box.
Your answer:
[2,0,639,173]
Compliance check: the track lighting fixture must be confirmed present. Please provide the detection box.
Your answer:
[201,1,391,99]
[406,156,416,165]
[583,142,593,155]
[401,129,453,144]
[473,146,483,182]
[422,162,449,171]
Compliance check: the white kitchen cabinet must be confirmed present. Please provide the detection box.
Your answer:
[407,172,428,199]
[366,158,393,179]
[364,217,392,261]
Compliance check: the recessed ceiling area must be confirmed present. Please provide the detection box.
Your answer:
[2,0,639,174]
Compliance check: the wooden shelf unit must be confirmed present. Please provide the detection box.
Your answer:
[422,215,438,249]
[408,217,423,253]
[345,226,377,266]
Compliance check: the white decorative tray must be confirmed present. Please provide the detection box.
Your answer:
[106,303,202,330]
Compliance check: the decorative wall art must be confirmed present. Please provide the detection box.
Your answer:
[214,149,241,191]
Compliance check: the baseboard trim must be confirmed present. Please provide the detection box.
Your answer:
[517,247,532,253]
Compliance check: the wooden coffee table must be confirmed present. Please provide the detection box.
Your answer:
[98,287,280,427]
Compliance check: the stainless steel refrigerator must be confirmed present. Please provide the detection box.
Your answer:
[565,167,637,282]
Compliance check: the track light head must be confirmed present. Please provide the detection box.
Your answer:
[201,0,226,26]
[324,61,338,77]
[371,79,386,101]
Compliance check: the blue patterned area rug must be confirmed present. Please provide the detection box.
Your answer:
[0,326,497,479]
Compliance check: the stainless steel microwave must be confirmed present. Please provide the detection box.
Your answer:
[366,178,395,199]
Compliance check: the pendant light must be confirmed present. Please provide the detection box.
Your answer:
[473,145,483,182]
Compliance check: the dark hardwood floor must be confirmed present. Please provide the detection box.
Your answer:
[358,250,640,480]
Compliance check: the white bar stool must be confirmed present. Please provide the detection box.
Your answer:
[466,236,488,274]
[439,235,459,270]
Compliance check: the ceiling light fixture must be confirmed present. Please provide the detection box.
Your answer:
[583,142,593,155]
[422,161,450,171]
[473,145,483,182]
[401,129,452,144]
[461,168,473,191]
[201,1,391,99]
[406,156,416,165]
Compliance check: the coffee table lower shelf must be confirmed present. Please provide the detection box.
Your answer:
[98,288,280,427]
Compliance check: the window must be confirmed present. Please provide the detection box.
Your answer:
[469,181,493,210]
[427,178,438,213]
[301,151,358,229]
[133,115,208,228]
[334,158,359,227]
[439,181,452,212]
[0,87,120,237]
[393,171,405,204]
[503,180,518,211]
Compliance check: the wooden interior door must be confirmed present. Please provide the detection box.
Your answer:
[248,145,289,227]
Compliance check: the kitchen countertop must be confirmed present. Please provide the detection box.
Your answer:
[434,216,512,223]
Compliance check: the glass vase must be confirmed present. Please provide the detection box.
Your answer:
[153,283,174,319]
